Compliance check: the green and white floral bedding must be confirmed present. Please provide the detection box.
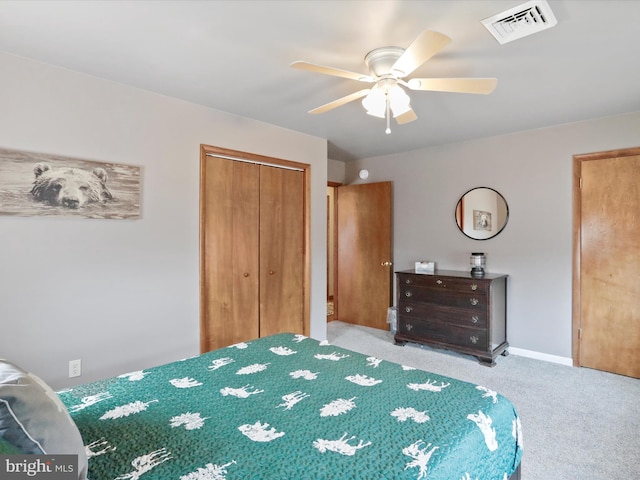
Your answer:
[59,333,523,480]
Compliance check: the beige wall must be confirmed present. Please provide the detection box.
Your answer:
[344,111,640,361]
[328,158,346,184]
[0,52,328,389]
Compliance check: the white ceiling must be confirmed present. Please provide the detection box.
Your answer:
[1,0,639,162]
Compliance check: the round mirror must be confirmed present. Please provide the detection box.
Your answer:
[455,187,509,240]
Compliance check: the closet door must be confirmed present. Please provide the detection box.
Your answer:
[201,156,260,352]
[575,149,640,378]
[259,165,305,336]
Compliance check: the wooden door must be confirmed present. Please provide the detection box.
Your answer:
[574,148,640,378]
[259,165,305,336]
[200,156,260,352]
[201,145,311,352]
[336,182,392,330]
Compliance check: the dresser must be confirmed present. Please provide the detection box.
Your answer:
[395,270,508,366]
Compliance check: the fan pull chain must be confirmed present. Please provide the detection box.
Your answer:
[385,93,391,134]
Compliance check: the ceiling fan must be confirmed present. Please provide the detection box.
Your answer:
[291,30,497,134]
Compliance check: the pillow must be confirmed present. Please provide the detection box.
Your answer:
[0,436,21,454]
[0,360,88,480]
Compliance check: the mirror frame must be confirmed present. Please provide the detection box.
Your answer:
[455,187,509,240]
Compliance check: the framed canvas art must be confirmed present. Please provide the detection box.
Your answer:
[0,148,141,219]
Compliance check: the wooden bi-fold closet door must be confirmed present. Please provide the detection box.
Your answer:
[200,149,306,353]
[259,165,304,337]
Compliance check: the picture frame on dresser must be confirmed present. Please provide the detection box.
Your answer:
[394,269,509,366]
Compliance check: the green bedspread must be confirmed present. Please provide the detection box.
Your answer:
[59,333,523,479]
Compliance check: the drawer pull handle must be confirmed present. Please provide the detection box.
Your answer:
[469,298,479,306]
[405,291,413,297]
[471,284,478,291]
[470,335,479,344]
[471,315,479,324]
[406,323,414,331]
[436,279,443,285]
[405,279,412,284]
[405,306,413,313]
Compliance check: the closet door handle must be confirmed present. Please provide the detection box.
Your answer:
[269,270,275,275]
[243,272,250,277]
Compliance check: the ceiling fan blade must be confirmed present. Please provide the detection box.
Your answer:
[406,78,498,95]
[291,61,375,83]
[309,89,371,114]
[395,108,418,125]
[391,30,452,77]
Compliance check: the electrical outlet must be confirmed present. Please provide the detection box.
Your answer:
[69,359,81,378]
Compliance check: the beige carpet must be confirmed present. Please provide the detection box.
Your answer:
[327,320,640,480]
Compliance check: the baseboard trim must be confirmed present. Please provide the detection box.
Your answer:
[509,347,573,366]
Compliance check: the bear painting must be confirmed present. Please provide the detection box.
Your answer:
[30,162,113,209]
[0,147,140,219]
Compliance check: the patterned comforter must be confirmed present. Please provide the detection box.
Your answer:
[60,333,523,479]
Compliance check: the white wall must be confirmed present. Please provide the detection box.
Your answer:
[0,52,328,390]
[344,112,640,359]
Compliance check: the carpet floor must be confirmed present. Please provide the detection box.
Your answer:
[327,320,640,480]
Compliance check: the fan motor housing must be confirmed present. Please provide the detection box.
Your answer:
[364,47,404,77]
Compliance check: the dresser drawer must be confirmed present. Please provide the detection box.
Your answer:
[397,273,489,294]
[397,317,488,351]
[399,284,487,309]
[398,302,487,328]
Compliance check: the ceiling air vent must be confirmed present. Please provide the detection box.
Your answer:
[482,0,557,44]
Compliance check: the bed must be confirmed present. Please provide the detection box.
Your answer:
[1,333,522,479]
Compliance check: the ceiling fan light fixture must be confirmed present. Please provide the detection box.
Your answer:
[362,87,386,118]
[388,85,411,117]
[363,83,411,119]
[293,30,494,133]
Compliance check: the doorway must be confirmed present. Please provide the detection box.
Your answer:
[327,183,340,322]
[573,147,640,378]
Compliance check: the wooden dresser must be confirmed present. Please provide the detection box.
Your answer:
[394,270,509,366]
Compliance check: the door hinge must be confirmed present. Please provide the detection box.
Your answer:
[579,177,583,189]
[578,328,582,339]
